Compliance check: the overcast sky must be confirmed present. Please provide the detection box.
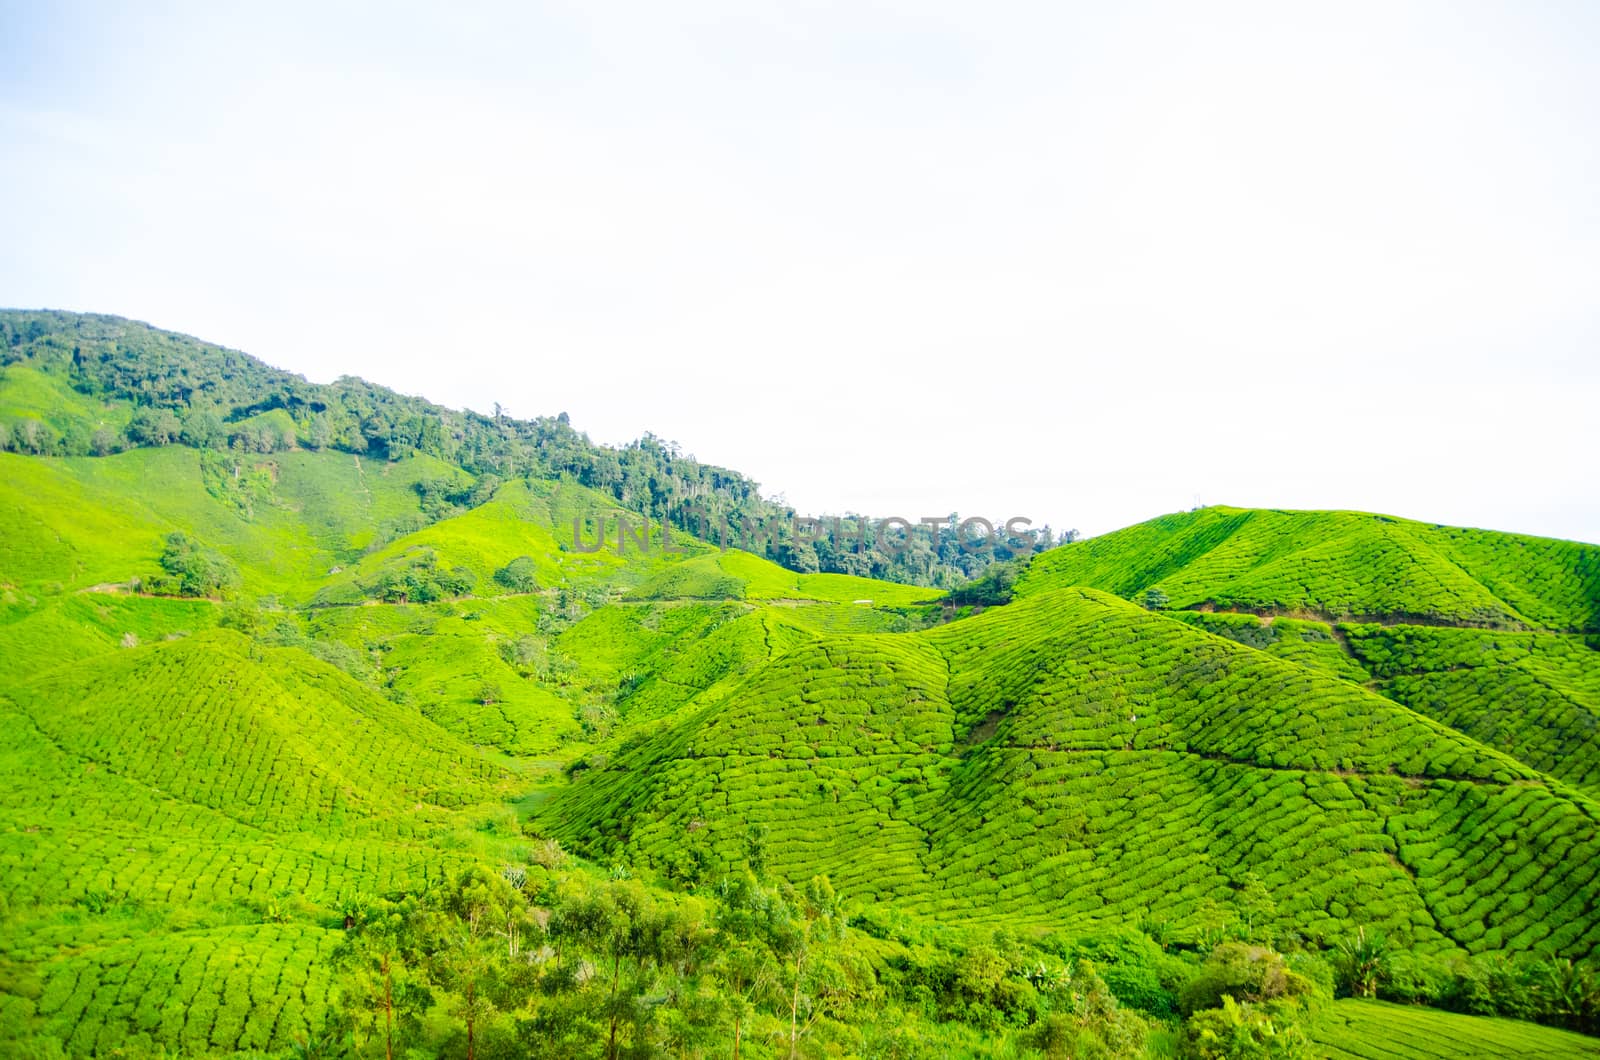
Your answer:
[2,1,1596,542]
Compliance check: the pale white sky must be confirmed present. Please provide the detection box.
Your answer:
[3,1,1596,542]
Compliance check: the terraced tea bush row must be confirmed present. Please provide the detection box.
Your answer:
[544,589,1600,959]
[11,632,503,831]
[1310,998,1600,1057]
[1167,610,1372,683]
[1346,625,1600,793]
[931,590,1529,781]
[25,924,338,1056]
[1021,506,1600,631]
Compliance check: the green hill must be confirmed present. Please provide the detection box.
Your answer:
[540,587,1600,955]
[2,311,1598,1056]
[1019,506,1600,631]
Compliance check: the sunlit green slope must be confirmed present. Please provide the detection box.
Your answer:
[1310,998,1600,1058]
[0,446,452,597]
[0,616,530,1054]
[624,549,939,606]
[542,587,1600,956]
[1344,624,1600,795]
[1018,506,1600,631]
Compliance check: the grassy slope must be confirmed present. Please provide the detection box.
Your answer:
[541,588,1600,957]
[1344,624,1600,796]
[1310,998,1600,1058]
[0,447,449,598]
[0,363,131,440]
[0,447,947,1053]
[310,477,704,605]
[1019,506,1600,631]
[623,548,939,605]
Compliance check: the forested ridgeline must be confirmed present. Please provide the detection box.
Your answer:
[0,310,1065,587]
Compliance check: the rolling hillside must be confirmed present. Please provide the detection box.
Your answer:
[1017,506,1600,632]
[540,587,1600,956]
[1,311,1598,1056]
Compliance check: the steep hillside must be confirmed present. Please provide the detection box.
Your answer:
[1344,624,1600,795]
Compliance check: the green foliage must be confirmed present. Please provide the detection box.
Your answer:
[493,555,540,593]
[944,559,1022,608]
[1021,505,1600,632]
[152,531,241,598]
[1181,995,1310,1059]
[362,548,476,603]
[1335,927,1393,999]
[4,309,1600,1057]
[0,310,1032,588]
[1179,943,1315,1015]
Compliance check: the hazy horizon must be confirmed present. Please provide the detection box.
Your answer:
[4,2,1597,543]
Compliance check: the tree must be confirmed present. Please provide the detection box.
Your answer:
[128,408,181,446]
[774,876,848,1059]
[713,873,788,1060]
[416,868,534,1060]
[158,532,241,598]
[549,877,666,1060]
[333,898,433,1060]
[1536,957,1600,1033]
[493,556,540,594]
[1335,927,1391,999]
[1235,872,1277,938]
[180,408,226,449]
[1179,943,1312,1014]
[1143,587,1170,610]
[11,418,52,454]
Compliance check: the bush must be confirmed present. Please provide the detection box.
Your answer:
[493,556,540,593]
[155,532,241,598]
[1180,996,1309,1059]
[1179,943,1313,1015]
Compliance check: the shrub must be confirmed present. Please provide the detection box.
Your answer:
[156,532,241,598]
[493,556,540,593]
[1179,943,1313,1015]
[1333,927,1391,999]
[1180,996,1309,1059]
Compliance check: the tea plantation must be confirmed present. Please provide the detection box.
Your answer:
[2,312,1598,1056]
[1309,999,1600,1057]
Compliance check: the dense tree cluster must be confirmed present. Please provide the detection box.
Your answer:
[362,549,477,604]
[328,862,1176,1059]
[0,311,1072,586]
[143,531,241,598]
[326,858,1600,1059]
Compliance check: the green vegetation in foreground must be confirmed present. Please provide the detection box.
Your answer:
[1,310,1598,1056]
